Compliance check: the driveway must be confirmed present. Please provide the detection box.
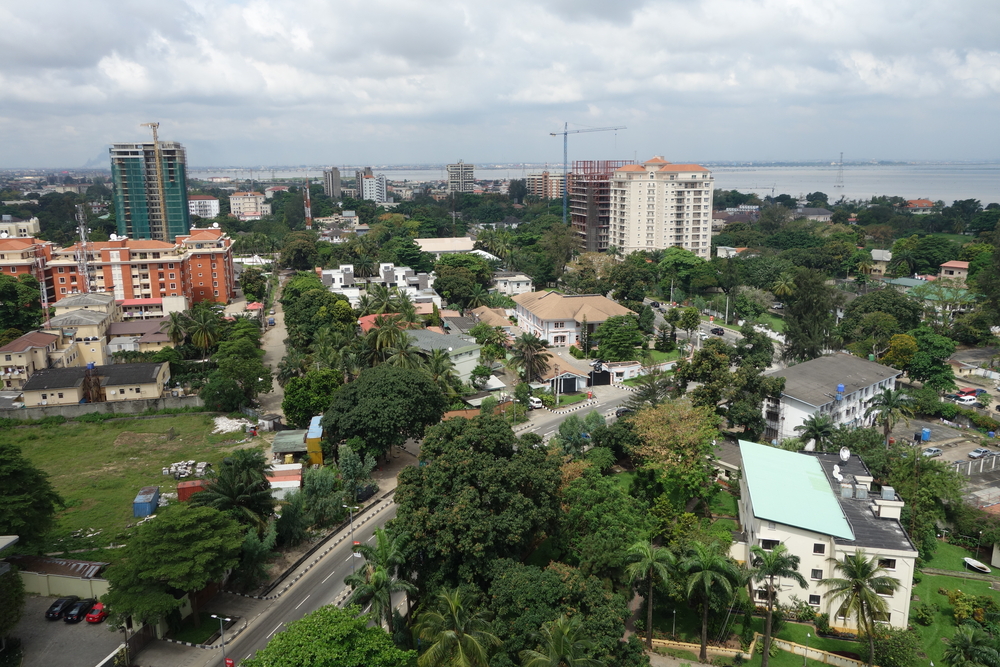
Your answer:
[258,278,289,416]
[14,596,123,667]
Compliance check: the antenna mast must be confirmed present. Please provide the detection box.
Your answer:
[303,175,313,230]
[74,204,96,293]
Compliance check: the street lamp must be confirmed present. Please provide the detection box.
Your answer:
[672,609,676,638]
[210,614,233,667]
[979,530,984,554]
[343,504,361,574]
[804,632,810,667]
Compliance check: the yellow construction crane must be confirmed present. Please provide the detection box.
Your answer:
[140,122,167,238]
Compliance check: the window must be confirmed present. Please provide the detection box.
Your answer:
[878,558,896,570]
[41,394,47,399]
[57,393,63,399]
[808,595,821,606]
[767,521,776,530]
[169,263,175,269]
[756,589,769,600]
[135,387,140,393]
[59,277,65,283]
[811,569,823,580]
[813,543,825,555]
[58,267,65,273]
[760,539,779,551]
[170,283,176,289]
[553,322,565,328]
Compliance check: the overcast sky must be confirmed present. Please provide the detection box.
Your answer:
[2,0,999,168]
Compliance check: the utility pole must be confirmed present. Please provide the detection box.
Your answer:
[549,123,626,225]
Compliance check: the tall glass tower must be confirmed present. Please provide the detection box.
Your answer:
[109,140,190,241]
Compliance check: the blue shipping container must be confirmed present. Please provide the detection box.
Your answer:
[133,486,160,517]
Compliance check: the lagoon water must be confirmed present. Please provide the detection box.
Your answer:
[191,162,1000,205]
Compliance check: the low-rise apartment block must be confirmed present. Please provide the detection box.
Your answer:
[229,192,271,220]
[492,271,533,296]
[21,362,171,406]
[187,195,220,218]
[0,214,41,237]
[319,263,441,308]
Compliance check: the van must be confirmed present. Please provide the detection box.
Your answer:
[955,395,977,406]
[528,397,543,410]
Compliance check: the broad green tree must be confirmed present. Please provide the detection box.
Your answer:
[243,604,415,667]
[751,544,807,667]
[594,316,643,361]
[414,589,501,667]
[0,273,43,331]
[0,566,26,648]
[282,368,343,428]
[0,442,63,549]
[821,550,901,667]
[625,540,675,649]
[682,542,739,662]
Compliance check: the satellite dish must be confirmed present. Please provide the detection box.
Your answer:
[0,232,7,238]
[840,447,851,462]
[212,222,220,228]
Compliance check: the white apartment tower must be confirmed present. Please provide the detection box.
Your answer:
[446,161,475,193]
[359,173,388,203]
[608,157,715,257]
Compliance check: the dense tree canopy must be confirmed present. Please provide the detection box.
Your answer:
[0,442,63,549]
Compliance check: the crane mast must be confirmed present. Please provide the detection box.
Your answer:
[140,122,167,239]
[549,123,626,226]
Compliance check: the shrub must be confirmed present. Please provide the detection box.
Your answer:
[911,603,934,626]
[568,345,585,359]
[814,613,832,635]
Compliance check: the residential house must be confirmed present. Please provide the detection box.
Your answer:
[107,318,173,352]
[319,262,440,308]
[795,207,833,222]
[470,306,517,335]
[21,362,170,406]
[0,332,63,390]
[734,440,916,630]
[906,199,936,215]
[404,328,481,382]
[763,354,901,443]
[415,237,476,259]
[42,309,116,366]
[52,292,120,320]
[492,271,533,296]
[0,214,41,237]
[938,260,969,284]
[870,249,892,276]
[512,291,634,347]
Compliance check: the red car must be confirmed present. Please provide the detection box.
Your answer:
[958,388,976,396]
[85,602,108,624]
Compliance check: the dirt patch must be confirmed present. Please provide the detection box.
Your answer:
[113,431,164,448]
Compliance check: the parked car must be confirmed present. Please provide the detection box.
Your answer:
[958,388,977,396]
[698,332,709,340]
[649,301,661,308]
[922,447,943,458]
[944,394,960,402]
[956,395,978,406]
[85,602,109,624]
[528,397,543,410]
[772,302,784,309]
[267,317,276,327]
[970,447,994,459]
[63,599,96,623]
[615,407,632,418]
[589,359,604,367]
[710,327,725,336]
[269,309,276,315]
[45,596,80,620]
[974,402,988,410]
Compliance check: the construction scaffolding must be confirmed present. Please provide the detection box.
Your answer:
[570,160,634,253]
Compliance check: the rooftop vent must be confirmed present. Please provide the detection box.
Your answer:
[840,483,853,498]
[881,486,895,501]
[855,485,868,500]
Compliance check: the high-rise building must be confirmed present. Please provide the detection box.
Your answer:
[525,171,570,200]
[109,140,190,241]
[608,157,715,257]
[323,168,342,198]
[446,160,475,193]
[358,173,388,203]
[570,160,634,253]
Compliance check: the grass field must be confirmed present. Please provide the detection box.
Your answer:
[709,490,739,517]
[926,233,973,244]
[2,414,263,555]
[911,570,1000,663]
[922,539,978,572]
[649,349,683,363]
[756,312,786,332]
[557,393,589,406]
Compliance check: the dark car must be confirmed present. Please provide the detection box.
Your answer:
[649,301,660,308]
[710,327,725,336]
[45,596,80,620]
[63,598,96,623]
[615,407,632,418]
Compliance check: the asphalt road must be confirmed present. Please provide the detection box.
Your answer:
[203,502,399,667]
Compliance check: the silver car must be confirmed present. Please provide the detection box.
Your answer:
[922,447,942,458]
[970,447,994,459]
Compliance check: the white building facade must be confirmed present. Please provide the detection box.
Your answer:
[187,196,220,218]
[764,354,902,444]
[229,192,271,220]
[446,161,475,193]
[608,157,715,257]
[359,174,388,203]
[512,291,634,347]
[492,271,533,297]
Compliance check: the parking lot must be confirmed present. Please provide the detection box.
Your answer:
[14,596,123,667]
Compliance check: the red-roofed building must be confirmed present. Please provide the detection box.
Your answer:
[938,260,970,284]
[608,157,715,257]
[906,199,936,215]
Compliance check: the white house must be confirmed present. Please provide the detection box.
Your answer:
[512,291,634,347]
[734,440,917,630]
[764,354,901,444]
[492,271,533,297]
[415,237,476,259]
[319,263,441,308]
[404,329,481,382]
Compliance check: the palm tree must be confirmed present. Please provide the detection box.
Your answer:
[821,550,901,667]
[413,588,500,667]
[160,311,188,348]
[750,544,807,667]
[353,528,415,618]
[509,333,552,383]
[519,615,605,667]
[355,254,377,278]
[943,626,1000,667]
[386,339,423,370]
[682,541,739,663]
[369,284,395,314]
[190,450,274,529]
[276,349,310,387]
[864,388,914,447]
[625,540,676,649]
[772,272,796,298]
[887,250,917,278]
[185,308,221,360]
[466,284,490,310]
[344,562,415,634]
[794,414,835,452]
[424,349,460,397]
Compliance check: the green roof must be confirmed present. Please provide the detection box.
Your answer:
[271,430,308,453]
[739,440,854,540]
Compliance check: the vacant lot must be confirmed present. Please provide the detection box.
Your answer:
[1,414,265,556]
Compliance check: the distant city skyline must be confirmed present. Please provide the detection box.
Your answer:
[3,0,999,168]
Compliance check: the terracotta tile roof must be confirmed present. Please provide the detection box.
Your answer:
[512,291,634,323]
[616,164,647,172]
[658,164,710,172]
[907,199,935,208]
[0,238,37,251]
[940,261,969,269]
[643,156,669,164]
[0,331,58,353]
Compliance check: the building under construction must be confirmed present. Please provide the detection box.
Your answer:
[110,127,190,241]
[570,160,634,253]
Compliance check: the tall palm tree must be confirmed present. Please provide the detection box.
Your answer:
[160,311,188,348]
[413,588,500,667]
[386,339,423,370]
[887,250,917,278]
[772,273,796,298]
[276,349,310,387]
[750,544,807,667]
[355,254,377,278]
[466,284,490,310]
[424,349,460,397]
[943,626,1000,667]
[185,308,221,361]
[864,388,914,447]
[682,541,739,663]
[625,540,676,649]
[509,333,552,383]
[190,451,274,529]
[344,562,415,634]
[519,615,605,667]
[794,414,835,452]
[821,550,901,667]
[369,284,395,314]
[353,528,415,618]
